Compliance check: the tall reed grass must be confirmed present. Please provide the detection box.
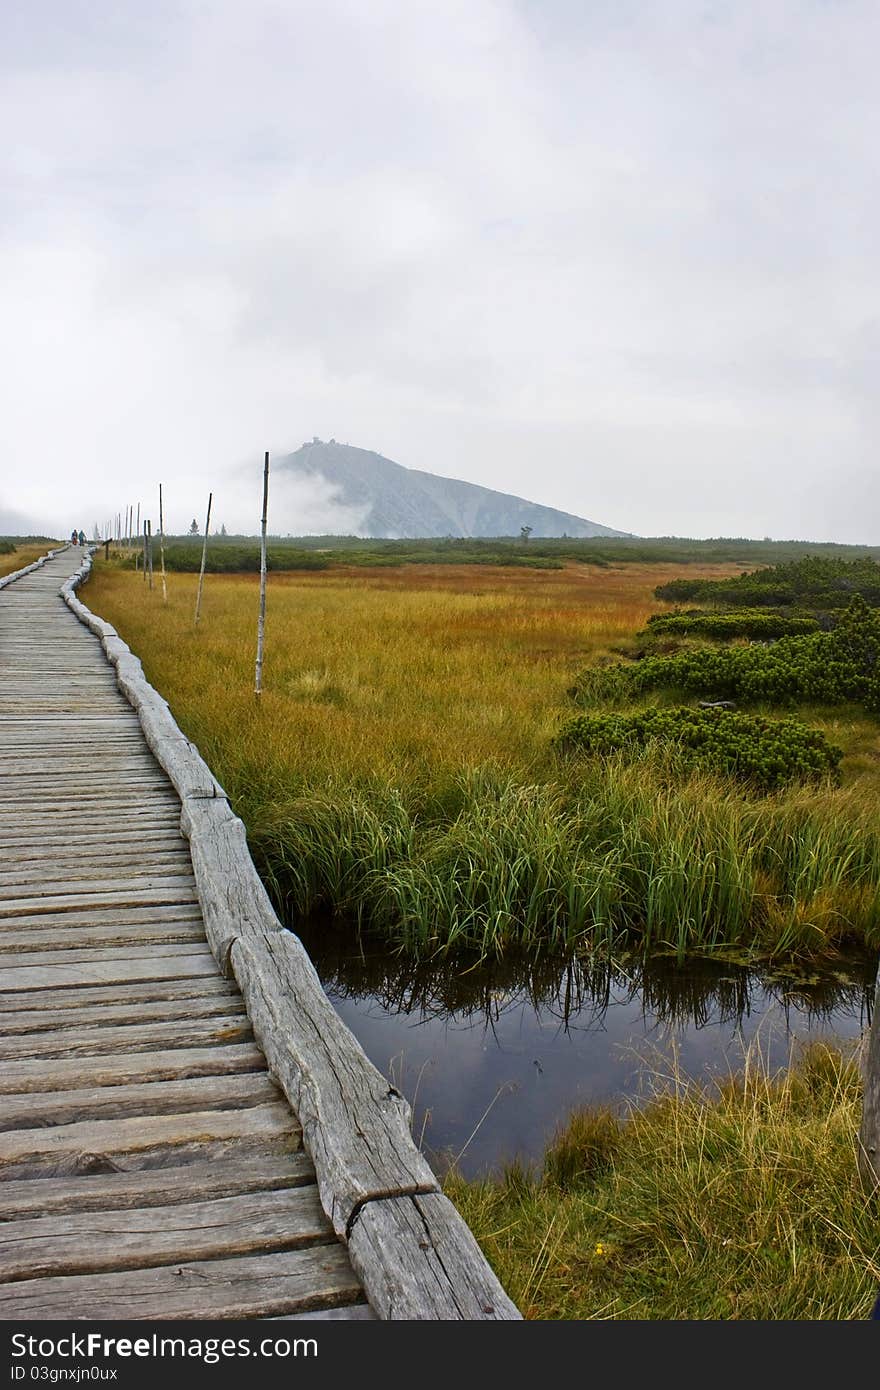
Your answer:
[87,560,880,962]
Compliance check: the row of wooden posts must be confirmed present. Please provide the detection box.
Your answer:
[101,452,271,698]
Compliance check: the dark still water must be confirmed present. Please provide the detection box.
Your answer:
[295,922,877,1180]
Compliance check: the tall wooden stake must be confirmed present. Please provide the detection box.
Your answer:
[158,484,168,603]
[194,492,212,626]
[147,520,153,590]
[135,503,141,571]
[255,452,270,697]
[143,522,148,584]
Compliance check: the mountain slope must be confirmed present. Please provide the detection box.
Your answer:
[277,440,627,538]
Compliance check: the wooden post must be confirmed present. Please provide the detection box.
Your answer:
[859,979,880,1191]
[194,492,212,626]
[158,484,168,603]
[147,520,153,591]
[255,452,270,697]
[135,504,141,572]
[104,539,110,562]
[143,522,148,584]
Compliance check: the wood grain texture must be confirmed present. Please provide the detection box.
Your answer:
[230,932,438,1238]
[859,972,880,1187]
[0,1187,335,1282]
[0,1102,301,1179]
[42,547,521,1320]
[347,1193,521,1321]
[0,1153,316,1220]
[0,1042,266,1094]
[0,1013,254,1062]
[0,1071,280,1131]
[0,1246,362,1320]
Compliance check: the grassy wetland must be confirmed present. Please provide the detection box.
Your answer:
[0,539,57,578]
[88,550,880,963]
[86,544,880,1319]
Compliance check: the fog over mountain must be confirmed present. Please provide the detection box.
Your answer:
[277,440,628,539]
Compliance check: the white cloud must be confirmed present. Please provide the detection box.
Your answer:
[1,1,879,540]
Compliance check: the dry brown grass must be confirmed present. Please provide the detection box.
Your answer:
[0,543,55,579]
[87,558,744,790]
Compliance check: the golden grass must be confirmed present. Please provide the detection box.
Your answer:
[85,558,757,790]
[0,543,55,579]
[83,556,880,960]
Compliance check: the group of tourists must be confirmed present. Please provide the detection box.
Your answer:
[69,528,86,546]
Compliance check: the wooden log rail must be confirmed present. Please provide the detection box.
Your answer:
[56,547,520,1320]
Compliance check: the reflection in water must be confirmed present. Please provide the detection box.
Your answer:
[294,919,877,1180]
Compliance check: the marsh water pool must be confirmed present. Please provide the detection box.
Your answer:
[296,923,877,1179]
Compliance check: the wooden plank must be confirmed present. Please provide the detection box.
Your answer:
[0,885,199,917]
[0,952,218,992]
[270,1304,375,1320]
[347,1193,521,1320]
[181,798,285,962]
[0,1013,254,1062]
[0,851,192,880]
[0,976,239,1015]
[0,922,206,955]
[1,991,243,1035]
[0,1187,335,1282]
[859,971,880,1186]
[0,822,182,845]
[0,834,185,856]
[0,1246,361,1320]
[231,932,438,1238]
[0,1070,280,1131]
[0,1102,300,1179]
[2,905,204,931]
[0,1042,265,1094]
[0,1152,316,1220]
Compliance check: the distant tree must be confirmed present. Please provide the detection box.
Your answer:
[220,523,228,537]
[189,518,199,535]
[520,525,533,542]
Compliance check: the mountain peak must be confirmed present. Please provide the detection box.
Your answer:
[277,440,627,538]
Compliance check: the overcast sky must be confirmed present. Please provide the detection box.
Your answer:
[2,0,879,541]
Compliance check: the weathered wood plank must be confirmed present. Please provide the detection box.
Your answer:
[1,990,243,1035]
[0,922,206,955]
[230,932,438,1238]
[2,905,204,931]
[858,971,880,1187]
[0,1246,361,1321]
[0,976,238,1015]
[181,798,284,965]
[269,1304,376,1320]
[0,952,218,992]
[0,1042,265,1094]
[0,1012,254,1062]
[0,885,200,917]
[0,852,192,881]
[0,1152,316,1220]
[0,1187,335,1282]
[0,1070,279,1131]
[0,1102,300,1179]
[347,1192,521,1320]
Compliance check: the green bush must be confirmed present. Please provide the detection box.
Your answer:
[642,609,819,641]
[555,706,842,792]
[576,597,880,713]
[654,556,880,608]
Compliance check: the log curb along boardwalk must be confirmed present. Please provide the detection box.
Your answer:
[0,545,520,1321]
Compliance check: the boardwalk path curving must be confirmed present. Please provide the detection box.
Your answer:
[0,547,371,1319]
[0,547,520,1322]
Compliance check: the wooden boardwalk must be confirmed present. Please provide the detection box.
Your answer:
[0,548,373,1319]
